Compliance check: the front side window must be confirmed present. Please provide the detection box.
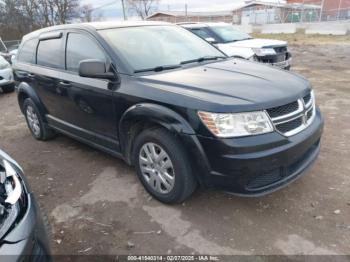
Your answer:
[99,25,225,72]
[17,39,37,64]
[66,33,106,72]
[37,38,63,69]
[210,25,252,43]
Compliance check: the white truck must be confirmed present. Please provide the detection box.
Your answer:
[180,22,292,70]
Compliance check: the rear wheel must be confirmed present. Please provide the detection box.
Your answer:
[133,128,197,204]
[1,84,15,93]
[23,98,56,140]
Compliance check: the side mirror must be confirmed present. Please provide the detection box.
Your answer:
[205,37,217,44]
[79,59,115,80]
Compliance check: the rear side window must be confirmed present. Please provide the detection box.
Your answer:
[66,33,106,72]
[191,28,212,40]
[37,38,63,69]
[17,39,37,64]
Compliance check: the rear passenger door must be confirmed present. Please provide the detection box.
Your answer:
[35,34,66,117]
[50,31,117,151]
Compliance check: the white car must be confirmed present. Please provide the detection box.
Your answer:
[0,56,14,93]
[180,22,292,70]
[10,49,18,65]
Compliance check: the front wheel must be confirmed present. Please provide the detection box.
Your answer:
[133,128,197,204]
[23,98,56,140]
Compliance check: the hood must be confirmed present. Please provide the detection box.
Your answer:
[138,59,310,113]
[228,38,287,48]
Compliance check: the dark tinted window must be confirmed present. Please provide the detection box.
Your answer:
[191,28,212,40]
[66,33,106,72]
[37,38,63,68]
[18,39,37,64]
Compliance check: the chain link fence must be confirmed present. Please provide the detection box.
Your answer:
[149,7,350,25]
[238,8,350,24]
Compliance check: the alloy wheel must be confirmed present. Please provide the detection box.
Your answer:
[139,142,175,194]
[26,105,41,137]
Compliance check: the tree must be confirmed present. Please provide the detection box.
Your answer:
[0,0,83,40]
[127,0,160,20]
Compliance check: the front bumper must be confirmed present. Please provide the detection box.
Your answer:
[0,193,50,261]
[256,52,292,70]
[271,58,292,70]
[193,108,324,196]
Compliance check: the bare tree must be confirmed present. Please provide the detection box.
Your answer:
[127,0,160,20]
[0,0,83,40]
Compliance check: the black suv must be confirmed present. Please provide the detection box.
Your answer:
[14,21,323,204]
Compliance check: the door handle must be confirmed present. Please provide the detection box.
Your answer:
[58,81,71,87]
[27,73,35,78]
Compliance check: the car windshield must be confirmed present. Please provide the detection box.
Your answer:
[99,25,225,72]
[210,25,252,43]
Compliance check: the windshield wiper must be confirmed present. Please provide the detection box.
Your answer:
[134,64,181,73]
[180,56,227,65]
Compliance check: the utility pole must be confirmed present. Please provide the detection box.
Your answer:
[337,0,343,20]
[319,0,325,21]
[121,0,127,20]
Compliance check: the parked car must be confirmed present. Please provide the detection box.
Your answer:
[0,149,51,259]
[10,49,18,65]
[14,21,323,203]
[0,39,11,64]
[180,22,292,70]
[0,55,15,93]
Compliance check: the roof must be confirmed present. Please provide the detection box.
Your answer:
[147,10,233,19]
[22,21,171,41]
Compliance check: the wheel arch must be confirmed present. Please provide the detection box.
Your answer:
[17,82,47,117]
[119,103,195,165]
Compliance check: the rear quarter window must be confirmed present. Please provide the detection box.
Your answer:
[37,37,64,69]
[17,39,37,64]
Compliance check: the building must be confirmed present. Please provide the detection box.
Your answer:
[233,1,322,24]
[146,11,234,23]
[287,0,350,20]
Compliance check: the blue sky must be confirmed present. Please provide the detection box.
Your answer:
[82,0,283,20]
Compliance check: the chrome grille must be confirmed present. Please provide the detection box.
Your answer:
[266,101,299,118]
[267,91,316,137]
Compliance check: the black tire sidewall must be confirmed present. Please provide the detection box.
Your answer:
[23,98,45,140]
[133,128,195,204]
[1,84,15,93]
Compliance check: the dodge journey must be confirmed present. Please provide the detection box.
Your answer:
[14,21,324,203]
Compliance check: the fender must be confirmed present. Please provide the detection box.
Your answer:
[119,103,195,162]
[17,82,47,118]
[119,103,210,185]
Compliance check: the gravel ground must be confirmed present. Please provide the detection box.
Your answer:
[0,42,349,256]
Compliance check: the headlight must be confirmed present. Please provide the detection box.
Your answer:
[252,48,276,56]
[198,111,274,138]
[0,159,24,239]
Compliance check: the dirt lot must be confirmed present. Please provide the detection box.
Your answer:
[0,36,350,256]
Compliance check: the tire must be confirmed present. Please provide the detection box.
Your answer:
[1,84,15,93]
[23,98,56,140]
[133,127,197,204]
